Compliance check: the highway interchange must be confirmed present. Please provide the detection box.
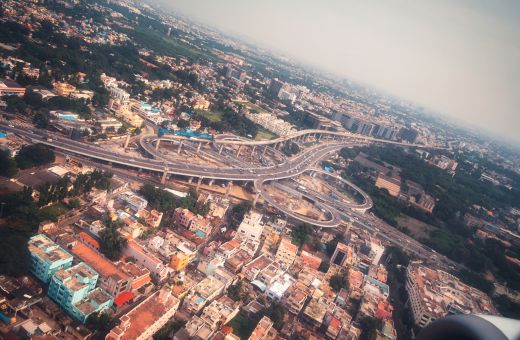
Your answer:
[0,120,460,271]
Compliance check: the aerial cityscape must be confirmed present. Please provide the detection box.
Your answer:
[0,1,519,339]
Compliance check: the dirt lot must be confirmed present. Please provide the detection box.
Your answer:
[396,215,438,239]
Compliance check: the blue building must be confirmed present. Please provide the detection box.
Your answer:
[28,234,73,284]
[48,262,113,323]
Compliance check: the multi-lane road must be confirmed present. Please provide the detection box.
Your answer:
[0,120,460,271]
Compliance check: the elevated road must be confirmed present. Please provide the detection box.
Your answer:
[154,128,444,148]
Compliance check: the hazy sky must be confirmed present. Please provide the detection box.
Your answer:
[159,0,520,143]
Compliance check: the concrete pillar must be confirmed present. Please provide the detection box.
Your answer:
[251,145,256,156]
[161,167,168,184]
[177,141,183,154]
[209,179,214,186]
[196,142,202,154]
[155,139,161,150]
[317,133,322,141]
[219,144,224,155]
[196,177,203,191]
[225,181,232,198]
[262,146,268,156]
[123,134,131,149]
[188,176,193,184]
[253,191,260,207]
[236,145,243,156]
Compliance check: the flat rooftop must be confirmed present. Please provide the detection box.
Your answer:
[71,242,128,281]
[108,289,179,339]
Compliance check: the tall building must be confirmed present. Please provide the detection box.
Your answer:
[406,264,497,328]
[28,234,73,284]
[267,78,284,97]
[48,263,113,323]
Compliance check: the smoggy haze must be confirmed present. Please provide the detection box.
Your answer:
[159,0,520,144]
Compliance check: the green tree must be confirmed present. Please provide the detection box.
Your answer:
[318,261,330,273]
[359,316,383,340]
[227,280,242,302]
[291,223,314,248]
[228,201,252,229]
[3,95,27,114]
[176,119,189,129]
[262,302,286,329]
[0,150,18,177]
[0,231,31,276]
[329,273,349,293]
[99,220,127,261]
[86,311,112,332]
[33,111,50,128]
[15,143,55,169]
[68,198,81,209]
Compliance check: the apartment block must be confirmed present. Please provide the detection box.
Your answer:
[28,234,73,284]
[48,263,113,323]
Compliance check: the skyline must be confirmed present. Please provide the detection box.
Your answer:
[160,0,520,144]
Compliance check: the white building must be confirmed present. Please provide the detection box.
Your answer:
[108,86,130,101]
[237,211,264,245]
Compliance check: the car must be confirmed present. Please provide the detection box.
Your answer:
[129,159,135,162]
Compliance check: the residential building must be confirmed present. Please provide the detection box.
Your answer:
[364,276,390,299]
[302,296,332,329]
[70,241,131,297]
[169,242,197,272]
[136,209,163,228]
[282,281,311,315]
[173,207,206,232]
[0,78,25,96]
[275,237,298,270]
[266,273,295,300]
[28,234,73,284]
[118,191,148,212]
[183,276,226,314]
[242,254,274,282]
[225,249,252,273]
[199,295,241,330]
[106,287,180,340]
[118,261,151,293]
[249,316,275,340]
[122,239,169,281]
[236,211,264,244]
[48,263,113,323]
[298,250,322,271]
[406,264,497,328]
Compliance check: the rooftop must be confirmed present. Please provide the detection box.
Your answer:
[29,234,73,264]
[70,242,128,281]
[107,288,179,340]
